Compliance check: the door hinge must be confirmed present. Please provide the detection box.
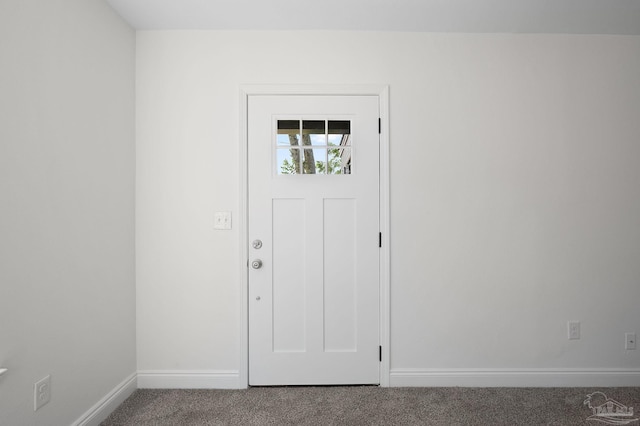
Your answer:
[378,118,381,134]
[379,232,382,248]
[379,345,382,362]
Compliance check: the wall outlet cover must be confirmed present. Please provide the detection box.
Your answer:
[568,321,580,340]
[34,375,51,411]
[625,332,636,350]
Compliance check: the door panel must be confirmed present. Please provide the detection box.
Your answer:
[323,198,357,352]
[272,198,306,352]
[248,95,380,385]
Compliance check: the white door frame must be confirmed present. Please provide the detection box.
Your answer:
[239,85,390,387]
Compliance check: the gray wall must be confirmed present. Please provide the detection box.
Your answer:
[0,0,136,424]
[136,31,640,387]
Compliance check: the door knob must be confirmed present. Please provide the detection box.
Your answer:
[251,259,263,269]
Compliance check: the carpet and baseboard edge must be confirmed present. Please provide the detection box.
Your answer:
[69,368,640,425]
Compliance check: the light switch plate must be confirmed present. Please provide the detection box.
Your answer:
[214,211,232,230]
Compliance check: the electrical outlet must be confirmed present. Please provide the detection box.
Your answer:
[34,375,50,411]
[625,333,636,350]
[214,211,232,230]
[568,321,580,340]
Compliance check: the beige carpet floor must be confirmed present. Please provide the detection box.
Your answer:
[101,387,640,425]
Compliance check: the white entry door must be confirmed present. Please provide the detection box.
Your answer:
[248,95,380,385]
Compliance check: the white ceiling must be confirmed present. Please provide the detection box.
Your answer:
[106,0,640,34]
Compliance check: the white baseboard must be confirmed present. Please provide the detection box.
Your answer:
[71,372,137,426]
[390,368,640,387]
[137,370,242,389]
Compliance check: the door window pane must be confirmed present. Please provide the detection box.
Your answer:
[328,120,351,149]
[304,148,327,175]
[276,119,352,175]
[277,148,301,174]
[303,120,326,146]
[277,120,300,146]
[328,147,351,175]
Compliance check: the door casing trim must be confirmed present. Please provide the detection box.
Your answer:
[239,85,390,387]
